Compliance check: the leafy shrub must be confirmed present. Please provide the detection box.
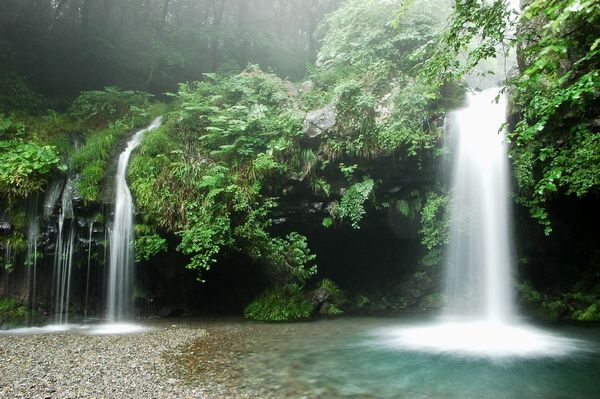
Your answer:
[244,285,313,321]
[573,304,600,322]
[134,224,167,262]
[0,72,47,114]
[339,178,374,228]
[70,87,153,128]
[0,115,64,198]
[419,191,449,251]
[263,233,317,285]
[318,278,347,306]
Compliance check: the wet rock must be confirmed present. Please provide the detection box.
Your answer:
[303,100,337,138]
[301,80,314,93]
[0,219,11,233]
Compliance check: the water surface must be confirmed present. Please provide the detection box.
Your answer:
[178,317,600,398]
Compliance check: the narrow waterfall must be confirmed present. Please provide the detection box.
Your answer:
[84,220,94,319]
[26,198,40,323]
[107,117,162,322]
[53,179,76,324]
[444,87,513,322]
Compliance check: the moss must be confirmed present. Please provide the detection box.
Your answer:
[0,298,28,327]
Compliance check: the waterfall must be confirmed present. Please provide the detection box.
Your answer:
[26,197,40,323]
[53,178,76,325]
[444,87,513,322]
[106,117,162,322]
[84,220,94,319]
[377,88,577,357]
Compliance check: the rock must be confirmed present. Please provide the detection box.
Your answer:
[309,287,332,315]
[309,202,323,213]
[0,219,11,233]
[301,81,314,93]
[284,82,299,97]
[303,100,337,138]
[375,87,399,126]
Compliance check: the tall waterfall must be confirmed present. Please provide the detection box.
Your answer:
[378,88,576,357]
[444,87,513,322]
[106,117,162,322]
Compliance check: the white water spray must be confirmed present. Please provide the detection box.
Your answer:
[106,117,162,322]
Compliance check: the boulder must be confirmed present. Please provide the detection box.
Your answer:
[303,100,337,138]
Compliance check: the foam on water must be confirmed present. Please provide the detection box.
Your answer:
[86,323,151,335]
[376,321,581,358]
[0,322,152,335]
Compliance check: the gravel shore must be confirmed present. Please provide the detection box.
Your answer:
[0,324,208,399]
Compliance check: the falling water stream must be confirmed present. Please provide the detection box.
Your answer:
[377,88,579,358]
[98,117,162,333]
[84,220,94,319]
[53,178,76,325]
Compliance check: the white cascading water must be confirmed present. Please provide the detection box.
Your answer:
[377,88,578,357]
[444,87,513,322]
[53,178,75,325]
[106,117,162,324]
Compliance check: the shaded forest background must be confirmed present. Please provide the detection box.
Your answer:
[0,0,341,102]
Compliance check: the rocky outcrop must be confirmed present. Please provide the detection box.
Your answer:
[303,100,337,138]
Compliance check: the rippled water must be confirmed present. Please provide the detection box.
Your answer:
[184,317,600,399]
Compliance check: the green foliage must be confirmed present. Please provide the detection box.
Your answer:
[71,122,131,202]
[0,72,47,114]
[129,68,316,281]
[69,89,163,202]
[518,282,543,305]
[419,293,445,310]
[518,280,600,321]
[0,115,64,198]
[0,298,28,326]
[339,178,374,228]
[134,224,167,262]
[263,233,317,285]
[396,199,410,217]
[318,278,347,309]
[415,0,515,87]
[508,0,600,234]
[574,304,600,322]
[244,285,313,321]
[307,0,453,160]
[419,192,449,251]
[69,87,153,128]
